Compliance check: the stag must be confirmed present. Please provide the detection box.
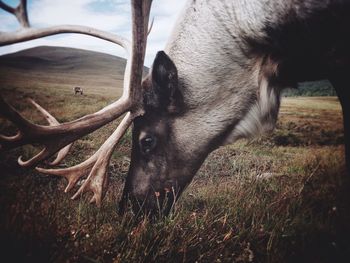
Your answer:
[0,0,349,215]
[73,87,83,95]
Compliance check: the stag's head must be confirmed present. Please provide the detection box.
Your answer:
[120,52,281,215]
[119,51,201,215]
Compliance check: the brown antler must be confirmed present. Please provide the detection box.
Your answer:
[27,98,73,166]
[36,113,134,206]
[0,0,29,28]
[0,0,153,204]
[0,95,131,166]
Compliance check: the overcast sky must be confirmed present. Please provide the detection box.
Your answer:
[0,0,187,66]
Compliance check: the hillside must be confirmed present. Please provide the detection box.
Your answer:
[0,46,336,98]
[0,46,130,97]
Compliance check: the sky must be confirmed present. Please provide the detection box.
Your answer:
[0,0,187,66]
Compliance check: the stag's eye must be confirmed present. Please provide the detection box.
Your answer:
[140,135,157,154]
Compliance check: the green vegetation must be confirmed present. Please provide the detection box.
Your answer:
[283,80,337,97]
[0,47,349,262]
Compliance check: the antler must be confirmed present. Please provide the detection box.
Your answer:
[0,90,131,167]
[27,98,73,166]
[36,113,134,206]
[0,0,129,48]
[0,0,153,204]
[0,0,29,28]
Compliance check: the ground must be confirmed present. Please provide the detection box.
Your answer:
[0,83,349,262]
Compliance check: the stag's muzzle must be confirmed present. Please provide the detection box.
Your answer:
[118,185,177,217]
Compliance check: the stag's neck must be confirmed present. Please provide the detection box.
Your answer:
[165,0,346,106]
[165,0,279,149]
[164,0,348,159]
[165,0,290,110]
[165,0,252,108]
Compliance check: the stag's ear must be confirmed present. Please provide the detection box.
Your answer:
[144,51,183,113]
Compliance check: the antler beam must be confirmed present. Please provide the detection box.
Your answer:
[0,25,130,49]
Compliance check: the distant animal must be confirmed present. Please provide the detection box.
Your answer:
[73,86,83,95]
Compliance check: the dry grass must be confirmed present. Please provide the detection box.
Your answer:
[0,83,349,262]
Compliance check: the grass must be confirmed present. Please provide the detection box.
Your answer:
[0,80,349,262]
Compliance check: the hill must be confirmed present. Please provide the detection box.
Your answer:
[0,46,132,97]
[0,46,336,98]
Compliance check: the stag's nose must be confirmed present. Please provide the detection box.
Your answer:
[118,187,176,217]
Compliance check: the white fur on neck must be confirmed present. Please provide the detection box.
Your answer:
[165,0,283,153]
[224,78,281,144]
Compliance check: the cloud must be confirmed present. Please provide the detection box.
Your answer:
[0,13,18,31]
[30,0,129,31]
[0,0,188,66]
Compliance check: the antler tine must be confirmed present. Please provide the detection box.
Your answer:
[49,145,72,166]
[0,1,15,14]
[127,0,152,106]
[16,0,29,28]
[71,113,133,205]
[0,88,130,166]
[28,98,73,165]
[148,17,155,36]
[18,147,49,167]
[0,131,22,142]
[0,0,29,28]
[28,98,60,126]
[36,113,134,207]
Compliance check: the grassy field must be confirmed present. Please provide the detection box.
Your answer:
[0,48,349,262]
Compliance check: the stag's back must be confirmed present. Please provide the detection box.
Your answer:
[166,0,350,91]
